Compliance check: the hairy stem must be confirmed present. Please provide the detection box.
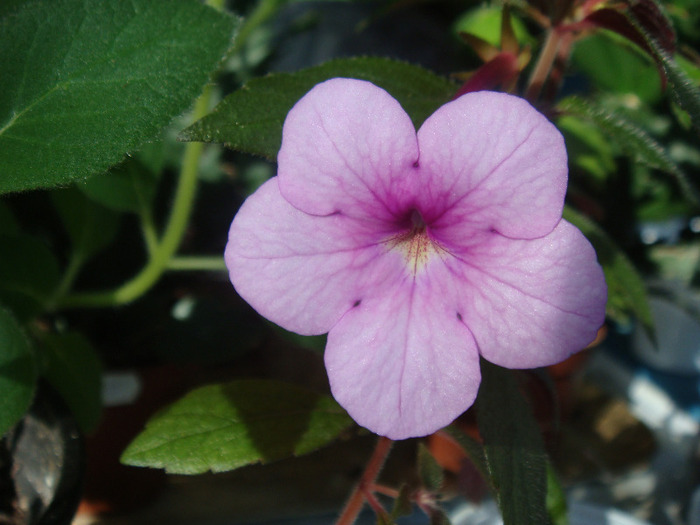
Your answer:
[335,437,393,525]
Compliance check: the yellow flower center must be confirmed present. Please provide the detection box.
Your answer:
[385,209,445,275]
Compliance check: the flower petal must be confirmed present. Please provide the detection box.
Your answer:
[325,263,481,440]
[416,91,567,240]
[278,78,419,221]
[445,219,607,368]
[225,177,396,335]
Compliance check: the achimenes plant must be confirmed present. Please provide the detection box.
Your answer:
[124,0,700,522]
[1,0,698,522]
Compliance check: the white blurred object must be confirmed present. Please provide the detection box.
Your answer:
[633,292,700,375]
[449,500,651,525]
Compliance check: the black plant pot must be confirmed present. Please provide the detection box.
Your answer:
[1,382,85,525]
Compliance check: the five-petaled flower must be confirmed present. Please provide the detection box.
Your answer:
[225,78,607,440]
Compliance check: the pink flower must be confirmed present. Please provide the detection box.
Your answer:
[225,78,607,440]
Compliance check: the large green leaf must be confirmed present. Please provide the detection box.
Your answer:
[563,206,654,337]
[121,380,354,474]
[476,362,548,525]
[180,57,457,159]
[40,331,102,433]
[0,305,37,437]
[0,0,239,194]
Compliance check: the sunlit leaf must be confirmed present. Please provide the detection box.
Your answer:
[0,0,238,194]
[180,57,457,159]
[0,305,37,437]
[121,380,353,474]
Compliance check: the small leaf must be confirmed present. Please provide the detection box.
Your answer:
[476,361,548,525]
[546,463,569,525]
[563,206,654,338]
[391,484,413,520]
[40,331,103,433]
[51,187,120,261]
[79,156,161,215]
[558,96,700,206]
[0,0,239,194]
[121,380,354,474]
[180,57,457,159]
[0,305,37,437]
[418,442,445,492]
[0,234,61,320]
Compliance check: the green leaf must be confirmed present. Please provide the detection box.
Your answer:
[0,305,37,437]
[40,331,102,433]
[476,361,548,525]
[571,33,662,103]
[563,206,654,338]
[658,47,700,134]
[390,484,413,520]
[0,0,239,194]
[454,5,532,47]
[180,57,457,159]
[0,202,20,236]
[621,7,700,134]
[418,442,445,492]
[79,157,160,214]
[121,380,354,474]
[546,463,569,525]
[558,96,700,206]
[0,234,61,320]
[51,187,120,261]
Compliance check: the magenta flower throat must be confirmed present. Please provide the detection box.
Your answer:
[225,78,607,440]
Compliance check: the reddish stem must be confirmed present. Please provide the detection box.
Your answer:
[525,28,563,102]
[371,483,401,499]
[335,437,394,525]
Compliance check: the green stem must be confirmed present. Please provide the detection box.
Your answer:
[232,0,282,56]
[58,86,213,309]
[167,255,227,271]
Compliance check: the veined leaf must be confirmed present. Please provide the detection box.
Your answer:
[476,362,548,525]
[121,380,353,474]
[180,57,457,159]
[0,0,238,194]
